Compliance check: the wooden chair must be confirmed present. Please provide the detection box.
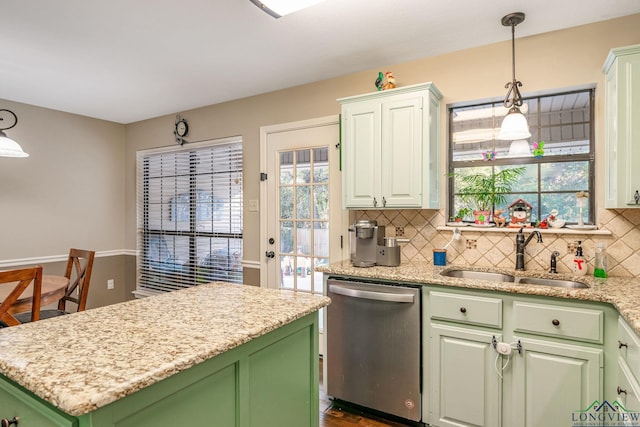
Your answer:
[0,266,43,328]
[15,249,95,323]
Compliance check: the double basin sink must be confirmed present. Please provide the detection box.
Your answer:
[440,269,589,289]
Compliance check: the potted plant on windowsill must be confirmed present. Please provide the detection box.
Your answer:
[450,207,472,223]
[453,167,525,225]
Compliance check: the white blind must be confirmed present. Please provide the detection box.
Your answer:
[136,139,243,293]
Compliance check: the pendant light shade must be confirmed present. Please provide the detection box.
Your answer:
[498,12,530,141]
[250,0,326,18]
[0,132,29,157]
[499,107,531,140]
[0,109,28,158]
[507,139,533,157]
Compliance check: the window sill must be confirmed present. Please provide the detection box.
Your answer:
[436,226,612,235]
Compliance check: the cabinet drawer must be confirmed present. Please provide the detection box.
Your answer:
[618,318,640,381]
[617,358,640,411]
[513,302,603,343]
[430,291,502,328]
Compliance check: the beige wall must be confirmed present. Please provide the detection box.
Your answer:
[124,14,640,284]
[0,99,126,260]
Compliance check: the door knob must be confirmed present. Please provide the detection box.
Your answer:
[265,251,275,259]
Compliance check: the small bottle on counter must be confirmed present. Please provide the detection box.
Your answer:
[594,243,608,278]
[572,241,588,276]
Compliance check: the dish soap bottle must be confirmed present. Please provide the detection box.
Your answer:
[594,243,608,278]
[572,241,588,276]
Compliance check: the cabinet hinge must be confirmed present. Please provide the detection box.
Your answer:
[260,172,268,181]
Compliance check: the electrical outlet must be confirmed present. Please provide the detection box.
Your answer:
[248,200,259,212]
[567,242,578,254]
[107,279,115,290]
[466,239,477,249]
[395,226,405,236]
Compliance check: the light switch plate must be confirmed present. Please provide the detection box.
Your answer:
[248,200,259,212]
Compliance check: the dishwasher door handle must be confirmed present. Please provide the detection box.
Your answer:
[329,284,415,303]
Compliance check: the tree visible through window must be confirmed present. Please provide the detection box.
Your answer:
[448,87,594,226]
[136,139,243,294]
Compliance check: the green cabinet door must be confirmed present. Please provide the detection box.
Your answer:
[510,336,602,427]
[430,323,502,427]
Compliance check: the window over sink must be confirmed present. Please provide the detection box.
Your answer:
[448,87,595,226]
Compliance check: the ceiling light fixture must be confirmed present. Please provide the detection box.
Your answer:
[250,0,326,18]
[498,12,531,141]
[0,109,29,158]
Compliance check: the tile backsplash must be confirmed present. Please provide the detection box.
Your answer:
[354,208,640,277]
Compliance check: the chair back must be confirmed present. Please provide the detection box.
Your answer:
[0,266,43,327]
[59,249,95,313]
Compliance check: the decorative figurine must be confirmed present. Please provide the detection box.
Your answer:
[482,150,496,161]
[533,141,545,158]
[547,209,566,228]
[375,72,384,91]
[493,209,506,227]
[507,198,534,228]
[382,71,396,90]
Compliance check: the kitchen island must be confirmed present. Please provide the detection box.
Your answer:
[0,282,330,426]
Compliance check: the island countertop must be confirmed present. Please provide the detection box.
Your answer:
[0,282,330,417]
[318,260,640,335]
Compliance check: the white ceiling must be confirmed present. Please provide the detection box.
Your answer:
[2,0,639,124]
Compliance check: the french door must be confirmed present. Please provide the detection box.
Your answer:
[260,116,345,293]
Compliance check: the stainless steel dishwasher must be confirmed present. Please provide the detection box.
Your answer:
[326,277,422,423]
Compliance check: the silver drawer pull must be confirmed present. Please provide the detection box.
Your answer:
[1,417,18,427]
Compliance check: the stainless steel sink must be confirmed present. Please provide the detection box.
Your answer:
[516,277,589,289]
[440,269,515,282]
[439,269,589,289]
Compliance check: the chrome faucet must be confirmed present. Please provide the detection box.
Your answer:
[515,227,543,271]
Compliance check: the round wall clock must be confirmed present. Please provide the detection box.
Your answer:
[175,118,189,138]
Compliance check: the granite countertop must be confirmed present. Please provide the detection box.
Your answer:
[318,260,640,334]
[0,282,330,417]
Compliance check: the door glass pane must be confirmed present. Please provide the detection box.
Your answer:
[280,221,294,254]
[314,184,329,220]
[296,150,311,184]
[280,187,293,219]
[296,186,311,219]
[280,151,294,184]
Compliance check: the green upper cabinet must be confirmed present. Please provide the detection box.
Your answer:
[603,44,640,208]
[338,83,442,209]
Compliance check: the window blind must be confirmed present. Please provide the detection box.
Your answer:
[136,138,243,294]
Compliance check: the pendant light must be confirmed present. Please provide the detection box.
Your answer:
[498,12,531,141]
[0,109,29,158]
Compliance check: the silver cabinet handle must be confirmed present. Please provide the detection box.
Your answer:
[382,196,387,207]
[373,197,378,207]
[329,285,414,303]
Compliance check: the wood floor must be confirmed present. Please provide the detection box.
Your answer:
[319,358,413,427]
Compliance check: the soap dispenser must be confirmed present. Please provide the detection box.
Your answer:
[572,241,588,276]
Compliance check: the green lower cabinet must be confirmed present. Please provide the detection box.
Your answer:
[509,336,603,427]
[430,323,502,427]
[0,313,319,427]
